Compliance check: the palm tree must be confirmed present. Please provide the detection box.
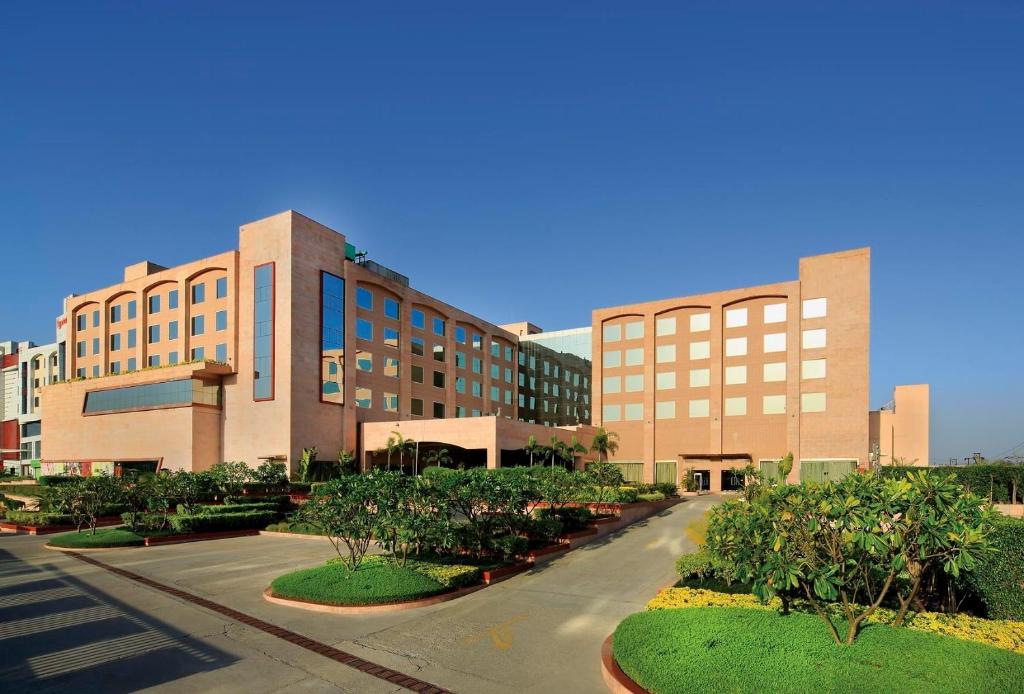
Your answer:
[390,431,417,475]
[379,434,400,471]
[566,435,587,471]
[423,448,453,470]
[548,436,568,468]
[523,435,544,467]
[589,427,620,462]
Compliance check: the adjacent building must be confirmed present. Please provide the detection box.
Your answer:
[870,384,930,467]
[1,339,60,475]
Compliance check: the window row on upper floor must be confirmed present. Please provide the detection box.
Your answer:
[601,392,827,421]
[603,359,826,393]
[74,278,230,332]
[602,329,827,368]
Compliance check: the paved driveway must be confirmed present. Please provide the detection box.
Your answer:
[0,495,718,693]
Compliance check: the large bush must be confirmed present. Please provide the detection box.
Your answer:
[878,464,1024,504]
[965,516,1024,620]
[4,511,74,526]
[705,471,994,645]
[169,510,278,534]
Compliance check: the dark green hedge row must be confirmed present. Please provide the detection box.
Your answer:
[878,465,1023,503]
[168,510,278,534]
[0,484,43,496]
[37,476,82,487]
[4,511,74,526]
[966,516,1024,620]
[181,502,281,516]
[224,494,291,508]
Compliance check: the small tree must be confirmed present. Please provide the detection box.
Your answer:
[778,452,794,483]
[586,462,625,503]
[69,474,124,535]
[523,435,543,467]
[423,448,453,470]
[169,470,212,515]
[297,475,380,571]
[209,461,251,497]
[298,447,318,482]
[251,460,288,489]
[337,449,357,475]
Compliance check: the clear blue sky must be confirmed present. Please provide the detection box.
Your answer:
[2,2,1021,463]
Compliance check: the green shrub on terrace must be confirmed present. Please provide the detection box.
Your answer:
[965,516,1024,620]
[637,492,666,502]
[224,494,291,508]
[168,510,278,534]
[4,511,74,526]
[180,502,280,516]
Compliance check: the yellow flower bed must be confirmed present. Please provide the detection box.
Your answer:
[649,587,1024,655]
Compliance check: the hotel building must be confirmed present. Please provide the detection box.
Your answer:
[1,340,60,475]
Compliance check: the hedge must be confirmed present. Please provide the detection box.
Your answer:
[169,510,278,534]
[878,465,1023,504]
[0,484,43,496]
[37,475,82,487]
[4,511,74,526]
[224,494,291,509]
[180,502,281,516]
[966,516,1024,620]
[637,491,666,502]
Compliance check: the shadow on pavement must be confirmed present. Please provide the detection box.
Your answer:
[0,547,238,692]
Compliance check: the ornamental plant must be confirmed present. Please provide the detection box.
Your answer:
[705,471,994,645]
[208,461,252,497]
[297,474,380,571]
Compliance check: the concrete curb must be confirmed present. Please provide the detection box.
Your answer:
[601,634,649,694]
[262,583,488,614]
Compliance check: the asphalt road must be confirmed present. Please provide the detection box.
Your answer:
[0,495,718,693]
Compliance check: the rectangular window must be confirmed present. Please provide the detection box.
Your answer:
[603,376,621,394]
[624,321,644,340]
[802,358,827,380]
[455,326,467,344]
[127,358,136,371]
[656,371,676,390]
[76,368,85,378]
[491,364,499,379]
[504,367,513,384]
[802,328,827,349]
[254,263,275,400]
[384,298,399,320]
[383,392,399,413]
[433,317,445,336]
[763,394,786,415]
[76,341,86,357]
[433,402,445,418]
[602,404,621,422]
[77,314,87,331]
[411,398,424,416]
[411,337,425,356]
[802,297,827,319]
[764,303,787,324]
[625,348,643,366]
[383,327,399,349]
[455,351,466,369]
[168,321,178,340]
[656,344,676,363]
[82,377,221,414]
[801,392,827,413]
[355,387,372,409]
[656,316,676,337]
[356,287,373,310]
[191,283,205,304]
[92,310,100,327]
[110,334,121,351]
[472,334,483,350]
[191,346,204,361]
[505,346,513,362]
[504,390,512,406]
[356,351,372,372]
[603,324,621,343]
[216,277,228,299]
[491,342,500,358]
[624,403,643,421]
[433,344,445,362]
[724,396,747,416]
[109,361,120,374]
[764,333,786,353]
[725,365,747,385]
[411,309,425,330]
[433,371,445,388]
[215,344,227,362]
[356,318,373,341]
[690,313,710,332]
[689,368,710,388]
[216,310,227,331]
[655,401,675,419]
[472,380,482,397]
[625,374,644,392]
[725,307,748,328]
[411,365,424,383]
[491,385,500,401]
[455,376,466,393]
[168,290,179,309]
[191,315,205,336]
[148,295,160,315]
[689,341,710,360]
[763,362,786,382]
[111,305,122,323]
[382,356,399,378]
[92,337,100,355]
[148,355,160,367]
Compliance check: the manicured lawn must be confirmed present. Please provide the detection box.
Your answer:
[612,608,1024,694]
[48,528,146,548]
[270,556,452,605]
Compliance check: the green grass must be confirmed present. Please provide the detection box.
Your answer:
[612,608,1024,694]
[270,556,474,605]
[47,527,146,548]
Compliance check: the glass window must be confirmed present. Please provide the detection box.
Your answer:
[169,351,179,365]
[656,316,676,337]
[624,403,643,421]
[433,317,446,336]
[625,348,643,366]
[802,358,827,380]
[625,374,644,392]
[254,263,275,400]
[383,326,399,349]
[472,333,483,350]
[725,396,747,416]
[147,355,160,367]
[411,309,425,330]
[491,364,499,379]
[83,378,221,413]
[433,344,445,362]
[603,324,621,342]
[433,402,445,418]
[655,401,675,419]
[763,395,786,415]
[725,337,747,357]
[504,390,512,406]
[455,376,466,393]
[76,367,85,378]
[656,344,676,363]
[505,346,513,362]
[801,392,827,413]
[603,350,621,368]
[802,297,827,319]
[411,398,424,416]
[455,326,467,344]
[191,315,204,336]
[384,298,399,320]
[110,334,121,351]
[690,313,710,332]
[411,365,424,383]
[411,337,425,356]
[603,376,621,394]
[357,287,373,310]
[168,290,179,309]
[356,351,372,372]
[356,318,373,341]
[602,404,621,422]
[491,342,500,358]
[190,347,204,361]
[504,367,513,384]
[93,309,100,327]
[656,372,676,390]
[624,321,644,340]
[111,305,122,323]
[127,358,136,371]
[215,343,227,362]
[382,356,399,378]
[491,385,500,401]
[77,314,87,331]
[802,329,827,349]
[383,392,399,412]
[455,351,466,368]
[109,361,120,374]
[168,321,178,340]
[689,341,710,360]
[764,303,787,324]
[92,337,100,354]
[148,325,160,344]
[76,341,86,357]
[127,328,137,348]
[763,362,786,382]
[764,333,786,353]
[148,295,160,315]
[472,381,482,397]
[216,277,228,299]
[92,365,100,377]
[191,283,205,304]
[725,308,748,328]
[472,357,482,374]
[355,387,372,409]
[216,310,227,331]
[725,365,747,385]
[689,368,710,388]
